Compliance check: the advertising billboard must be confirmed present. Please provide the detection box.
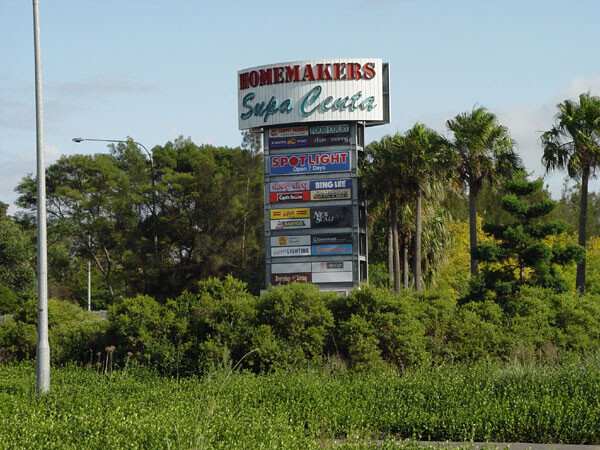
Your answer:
[271,235,311,247]
[270,219,310,230]
[270,208,310,219]
[311,261,353,273]
[238,59,387,129]
[309,179,351,190]
[311,206,352,228]
[310,188,351,201]
[271,273,312,284]
[311,244,352,255]
[270,191,310,203]
[269,151,350,176]
[271,246,311,257]
[270,180,310,192]
[311,233,352,245]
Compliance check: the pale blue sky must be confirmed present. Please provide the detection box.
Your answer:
[2,0,600,214]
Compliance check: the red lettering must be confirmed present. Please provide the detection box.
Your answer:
[302,64,316,82]
[279,156,289,167]
[348,63,362,80]
[321,154,330,164]
[274,67,284,84]
[259,68,272,86]
[272,157,280,168]
[340,153,348,164]
[239,73,249,90]
[308,154,317,165]
[316,64,332,81]
[249,71,259,87]
[298,155,307,165]
[285,65,300,82]
[330,153,340,164]
[289,156,298,166]
[363,62,376,80]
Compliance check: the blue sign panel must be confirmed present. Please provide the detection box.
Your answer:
[311,244,353,256]
[309,178,351,190]
[270,151,350,176]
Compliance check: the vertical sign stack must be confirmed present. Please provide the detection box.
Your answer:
[237,59,390,293]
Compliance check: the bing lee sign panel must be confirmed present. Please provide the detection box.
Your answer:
[238,59,384,129]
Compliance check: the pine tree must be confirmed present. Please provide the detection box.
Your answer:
[467,174,584,306]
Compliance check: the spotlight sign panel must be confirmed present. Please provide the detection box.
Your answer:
[311,206,352,228]
[238,59,385,129]
[270,151,350,176]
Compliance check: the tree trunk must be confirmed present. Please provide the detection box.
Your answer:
[391,197,401,293]
[469,181,479,277]
[403,231,410,289]
[576,168,589,295]
[387,219,394,288]
[414,188,422,292]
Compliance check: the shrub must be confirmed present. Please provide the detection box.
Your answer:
[335,286,428,369]
[255,283,335,369]
[177,276,258,374]
[0,297,105,365]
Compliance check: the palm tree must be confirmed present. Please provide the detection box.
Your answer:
[401,124,448,292]
[446,107,521,277]
[364,135,406,292]
[364,128,452,293]
[541,92,600,295]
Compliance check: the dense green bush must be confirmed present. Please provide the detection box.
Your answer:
[3,277,600,376]
[177,276,258,374]
[255,283,335,369]
[334,286,428,369]
[0,298,105,365]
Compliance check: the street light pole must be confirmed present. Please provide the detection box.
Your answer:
[72,137,158,255]
[33,0,50,395]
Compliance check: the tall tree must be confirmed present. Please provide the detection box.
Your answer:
[541,92,600,294]
[401,124,448,292]
[364,135,411,291]
[446,106,521,278]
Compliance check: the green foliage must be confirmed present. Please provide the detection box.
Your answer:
[177,276,257,374]
[334,286,428,369]
[470,175,584,305]
[3,358,600,446]
[14,137,265,304]
[0,286,18,315]
[0,298,105,365]
[256,283,335,369]
[0,216,35,309]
